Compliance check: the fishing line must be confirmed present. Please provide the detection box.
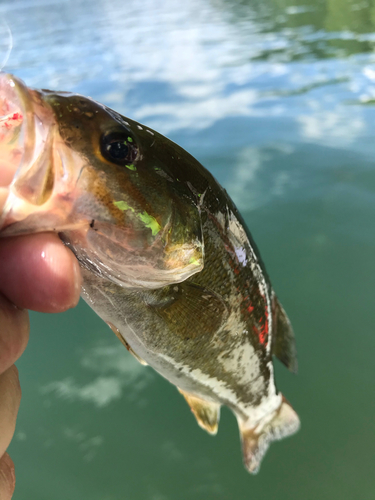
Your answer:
[0,19,13,71]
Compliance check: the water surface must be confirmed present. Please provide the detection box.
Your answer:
[2,0,375,498]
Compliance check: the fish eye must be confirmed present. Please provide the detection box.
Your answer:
[100,132,138,165]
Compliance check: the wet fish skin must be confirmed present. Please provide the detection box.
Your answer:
[0,73,299,473]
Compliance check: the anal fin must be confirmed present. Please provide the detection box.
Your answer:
[238,395,300,474]
[106,322,148,366]
[178,389,220,435]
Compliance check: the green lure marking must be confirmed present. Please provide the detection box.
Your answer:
[113,200,134,212]
[138,211,161,236]
[127,137,133,143]
[113,202,161,236]
[189,256,200,265]
[125,164,136,171]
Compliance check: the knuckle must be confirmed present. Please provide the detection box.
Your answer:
[0,366,22,458]
[0,453,15,500]
[0,295,29,374]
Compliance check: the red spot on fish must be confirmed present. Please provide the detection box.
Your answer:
[259,329,267,345]
[11,112,22,121]
[254,322,268,346]
[1,112,22,129]
[259,316,269,345]
[247,304,254,313]
[251,302,269,346]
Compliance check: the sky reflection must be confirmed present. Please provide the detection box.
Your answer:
[4,0,375,498]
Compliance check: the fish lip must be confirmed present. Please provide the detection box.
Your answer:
[0,72,34,158]
[0,74,60,232]
[0,73,32,228]
[0,72,25,112]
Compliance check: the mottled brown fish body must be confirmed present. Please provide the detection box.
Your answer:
[0,72,299,473]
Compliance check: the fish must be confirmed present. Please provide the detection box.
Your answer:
[0,72,300,473]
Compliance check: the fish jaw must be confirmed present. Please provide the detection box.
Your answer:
[0,72,32,183]
[0,73,85,235]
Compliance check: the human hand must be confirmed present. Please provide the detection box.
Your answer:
[0,168,82,498]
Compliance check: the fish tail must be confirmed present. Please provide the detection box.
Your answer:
[237,395,300,474]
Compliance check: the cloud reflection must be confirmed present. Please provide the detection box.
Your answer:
[226,145,295,211]
[298,100,365,145]
[3,0,374,151]
[42,342,153,408]
[63,427,104,462]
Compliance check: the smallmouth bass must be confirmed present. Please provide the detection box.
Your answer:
[0,73,299,473]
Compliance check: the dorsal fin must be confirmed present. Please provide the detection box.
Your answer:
[271,296,298,373]
[178,388,220,435]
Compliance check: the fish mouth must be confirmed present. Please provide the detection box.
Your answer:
[0,73,61,233]
[0,72,33,182]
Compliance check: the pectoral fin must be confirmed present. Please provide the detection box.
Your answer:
[271,296,298,373]
[178,389,220,435]
[237,395,300,474]
[106,322,148,366]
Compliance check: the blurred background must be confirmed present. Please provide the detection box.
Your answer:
[2,0,375,498]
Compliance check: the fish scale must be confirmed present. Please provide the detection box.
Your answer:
[0,72,300,474]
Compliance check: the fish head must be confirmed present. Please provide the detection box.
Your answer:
[0,73,204,288]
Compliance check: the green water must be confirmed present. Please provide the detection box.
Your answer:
[2,0,375,498]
